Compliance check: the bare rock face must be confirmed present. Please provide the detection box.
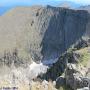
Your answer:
[0,6,90,62]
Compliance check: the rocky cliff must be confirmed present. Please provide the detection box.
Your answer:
[0,5,90,63]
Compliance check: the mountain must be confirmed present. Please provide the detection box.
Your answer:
[58,1,80,8]
[0,5,90,90]
[79,5,90,13]
[0,5,90,63]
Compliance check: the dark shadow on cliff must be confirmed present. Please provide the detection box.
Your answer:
[41,7,89,63]
[39,7,89,81]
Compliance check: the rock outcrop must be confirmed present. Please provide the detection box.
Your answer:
[65,63,90,90]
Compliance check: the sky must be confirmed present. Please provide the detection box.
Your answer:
[0,0,90,7]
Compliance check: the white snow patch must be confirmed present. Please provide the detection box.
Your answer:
[28,62,49,79]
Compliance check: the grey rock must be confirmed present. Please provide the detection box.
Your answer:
[65,63,90,89]
[56,76,65,88]
[73,52,81,63]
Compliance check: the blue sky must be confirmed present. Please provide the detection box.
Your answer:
[0,0,90,7]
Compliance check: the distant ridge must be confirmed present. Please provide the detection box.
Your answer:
[79,5,90,12]
[59,1,80,8]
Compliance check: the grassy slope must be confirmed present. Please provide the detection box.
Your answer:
[58,47,90,90]
[76,47,90,67]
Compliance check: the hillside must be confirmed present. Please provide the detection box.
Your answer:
[0,6,90,63]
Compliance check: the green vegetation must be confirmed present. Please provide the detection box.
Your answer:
[78,48,90,67]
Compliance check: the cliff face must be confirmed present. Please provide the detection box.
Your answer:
[0,6,90,62]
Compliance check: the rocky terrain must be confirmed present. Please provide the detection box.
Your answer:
[0,5,90,90]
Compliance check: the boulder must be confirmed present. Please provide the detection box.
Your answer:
[56,76,65,88]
